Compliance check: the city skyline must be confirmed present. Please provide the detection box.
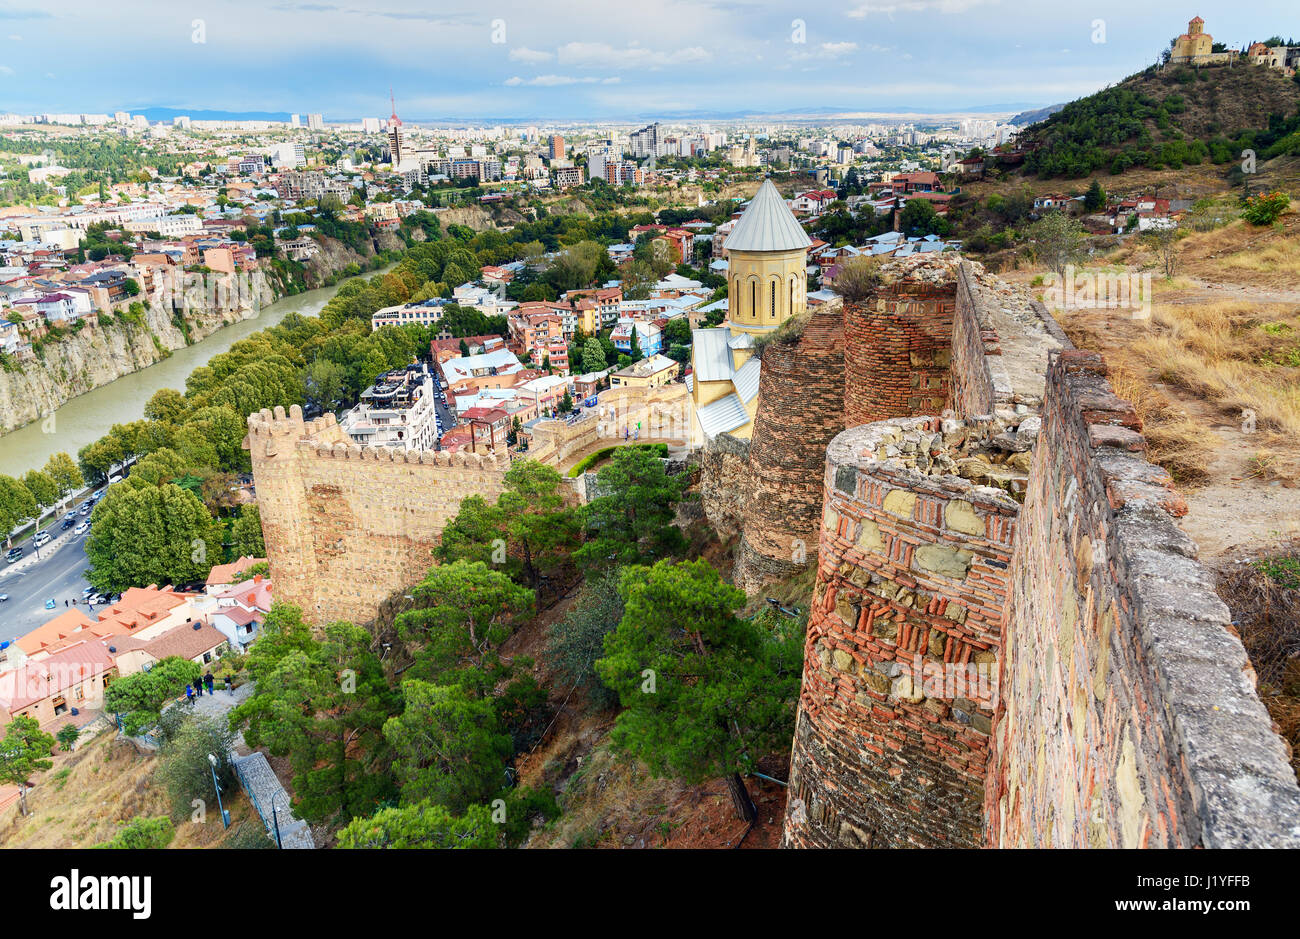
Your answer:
[2,1,1296,120]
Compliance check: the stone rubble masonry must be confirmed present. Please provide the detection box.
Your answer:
[245,404,508,626]
[734,306,846,593]
[987,351,1300,849]
[697,432,751,540]
[782,418,1021,848]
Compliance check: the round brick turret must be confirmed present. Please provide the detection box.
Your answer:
[843,275,958,428]
[733,305,844,593]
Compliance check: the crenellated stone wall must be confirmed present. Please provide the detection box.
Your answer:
[245,404,509,626]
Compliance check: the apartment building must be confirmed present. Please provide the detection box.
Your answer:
[340,364,441,451]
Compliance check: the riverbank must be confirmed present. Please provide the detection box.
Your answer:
[0,296,268,437]
[0,261,396,480]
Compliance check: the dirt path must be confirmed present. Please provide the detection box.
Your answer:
[1158,388,1300,559]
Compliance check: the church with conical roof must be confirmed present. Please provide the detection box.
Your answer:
[691,179,811,441]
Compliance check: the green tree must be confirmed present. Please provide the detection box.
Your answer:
[231,504,266,557]
[1083,179,1107,212]
[0,716,55,815]
[85,483,222,593]
[397,560,534,690]
[0,475,37,547]
[437,461,577,594]
[596,559,804,821]
[384,680,512,814]
[43,452,83,509]
[56,724,80,752]
[337,801,499,849]
[143,387,190,425]
[1028,211,1086,280]
[231,616,398,825]
[20,469,58,515]
[156,713,238,822]
[303,359,349,414]
[581,337,607,376]
[573,447,685,570]
[104,656,202,735]
[546,569,625,709]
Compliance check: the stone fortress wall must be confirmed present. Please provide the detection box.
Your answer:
[245,404,509,625]
[749,256,1300,848]
[248,383,697,627]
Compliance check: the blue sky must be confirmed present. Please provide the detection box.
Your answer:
[1,1,1297,120]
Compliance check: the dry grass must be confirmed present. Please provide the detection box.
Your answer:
[1057,291,1300,486]
[1099,360,1222,486]
[1111,211,1300,289]
[1138,300,1300,438]
[1216,552,1300,782]
[0,730,262,848]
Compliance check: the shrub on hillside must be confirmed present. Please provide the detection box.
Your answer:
[1242,191,1291,226]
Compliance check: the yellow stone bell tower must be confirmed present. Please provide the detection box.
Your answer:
[689,178,813,441]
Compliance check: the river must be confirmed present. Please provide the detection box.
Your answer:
[0,266,392,480]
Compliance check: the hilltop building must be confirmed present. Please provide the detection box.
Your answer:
[1167,15,1234,67]
[690,178,811,440]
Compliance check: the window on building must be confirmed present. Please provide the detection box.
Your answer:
[750,281,756,318]
[771,281,777,317]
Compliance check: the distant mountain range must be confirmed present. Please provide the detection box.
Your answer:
[126,102,1047,125]
[131,107,293,122]
[1009,103,1066,126]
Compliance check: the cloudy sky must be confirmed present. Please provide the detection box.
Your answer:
[1,0,1296,120]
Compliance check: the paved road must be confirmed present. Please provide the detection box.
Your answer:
[0,525,95,642]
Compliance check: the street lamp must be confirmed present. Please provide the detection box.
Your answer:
[269,788,284,848]
[207,753,230,828]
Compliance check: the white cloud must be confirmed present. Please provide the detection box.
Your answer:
[508,46,552,63]
[847,0,997,17]
[556,41,709,70]
[821,41,858,56]
[0,65,13,75]
[8,34,21,41]
[504,73,620,86]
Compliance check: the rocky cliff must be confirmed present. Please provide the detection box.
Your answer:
[0,300,260,435]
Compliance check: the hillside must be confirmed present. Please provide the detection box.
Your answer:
[1018,62,1300,178]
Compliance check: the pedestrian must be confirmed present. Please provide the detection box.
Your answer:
[204,671,214,695]
[64,599,68,607]
[194,676,202,697]
[225,675,234,696]
[185,684,195,705]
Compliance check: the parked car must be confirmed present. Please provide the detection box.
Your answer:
[73,522,89,536]
[88,594,107,605]
[0,593,8,602]
[5,547,23,563]
[32,531,51,547]
[82,585,96,596]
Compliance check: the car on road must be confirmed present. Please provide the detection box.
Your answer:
[61,518,74,530]
[0,593,7,602]
[33,530,52,546]
[6,547,23,563]
[73,522,89,536]
[78,505,91,516]
[63,512,77,523]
